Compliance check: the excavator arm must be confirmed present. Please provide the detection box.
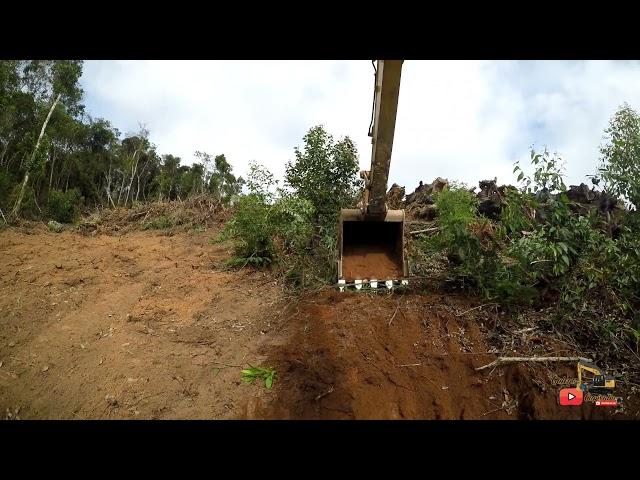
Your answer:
[362,60,404,215]
[338,60,407,288]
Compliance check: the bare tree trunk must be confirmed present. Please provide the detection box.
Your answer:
[105,160,116,208]
[11,93,61,219]
[48,152,56,196]
[135,159,149,203]
[117,171,127,206]
[124,149,140,206]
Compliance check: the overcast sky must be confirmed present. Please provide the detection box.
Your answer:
[80,60,640,193]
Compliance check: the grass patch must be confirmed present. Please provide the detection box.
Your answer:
[241,366,277,389]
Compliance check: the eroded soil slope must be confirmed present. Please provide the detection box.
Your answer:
[0,227,280,419]
[1,227,637,419]
[256,291,638,419]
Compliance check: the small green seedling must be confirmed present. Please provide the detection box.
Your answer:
[241,365,277,389]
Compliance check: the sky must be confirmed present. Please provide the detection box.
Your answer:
[80,60,640,193]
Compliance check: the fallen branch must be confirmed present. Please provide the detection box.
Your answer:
[399,363,421,367]
[0,207,7,224]
[456,303,497,317]
[482,402,517,417]
[388,302,400,326]
[476,356,592,371]
[513,327,537,335]
[315,385,334,401]
[409,227,439,236]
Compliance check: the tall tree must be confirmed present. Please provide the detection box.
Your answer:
[597,103,640,209]
[10,60,84,218]
[284,125,361,227]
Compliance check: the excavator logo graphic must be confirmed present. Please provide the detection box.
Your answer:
[558,360,619,407]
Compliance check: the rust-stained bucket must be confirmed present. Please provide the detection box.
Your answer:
[338,208,407,282]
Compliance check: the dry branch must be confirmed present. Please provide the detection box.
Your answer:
[455,303,497,317]
[409,227,439,236]
[315,385,334,401]
[475,356,592,371]
[388,301,400,326]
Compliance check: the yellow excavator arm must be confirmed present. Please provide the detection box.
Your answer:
[338,60,407,288]
[361,60,404,216]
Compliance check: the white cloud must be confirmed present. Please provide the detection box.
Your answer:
[81,60,640,194]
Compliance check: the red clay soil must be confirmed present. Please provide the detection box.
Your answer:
[0,227,282,419]
[253,290,638,420]
[341,247,403,281]
[1,227,637,420]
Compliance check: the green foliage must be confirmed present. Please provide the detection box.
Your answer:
[501,186,535,235]
[596,103,640,209]
[559,225,640,317]
[0,170,13,209]
[194,151,244,204]
[220,189,315,268]
[422,185,521,300]
[285,125,362,230]
[246,161,277,200]
[47,188,82,223]
[513,148,567,195]
[220,152,339,288]
[427,184,478,250]
[415,141,640,360]
[47,220,63,233]
[0,60,246,220]
[241,366,277,389]
[9,183,39,219]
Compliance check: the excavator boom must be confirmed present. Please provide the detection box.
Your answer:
[338,60,407,288]
[364,60,403,215]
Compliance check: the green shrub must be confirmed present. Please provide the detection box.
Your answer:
[220,193,315,269]
[47,188,82,223]
[427,184,478,251]
[10,184,40,220]
[595,104,640,209]
[421,185,516,298]
[47,220,63,233]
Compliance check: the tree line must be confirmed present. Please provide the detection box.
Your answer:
[0,60,243,222]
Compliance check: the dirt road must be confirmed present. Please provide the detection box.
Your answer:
[1,227,636,419]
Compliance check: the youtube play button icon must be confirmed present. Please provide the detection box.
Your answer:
[559,387,583,406]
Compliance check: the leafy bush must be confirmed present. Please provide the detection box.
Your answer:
[422,185,509,296]
[414,144,640,361]
[241,366,276,389]
[427,184,478,250]
[47,220,63,233]
[284,125,362,232]
[220,192,315,268]
[47,188,82,223]
[595,104,640,209]
[221,126,362,288]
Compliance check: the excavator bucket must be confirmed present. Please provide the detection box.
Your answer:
[338,208,407,286]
